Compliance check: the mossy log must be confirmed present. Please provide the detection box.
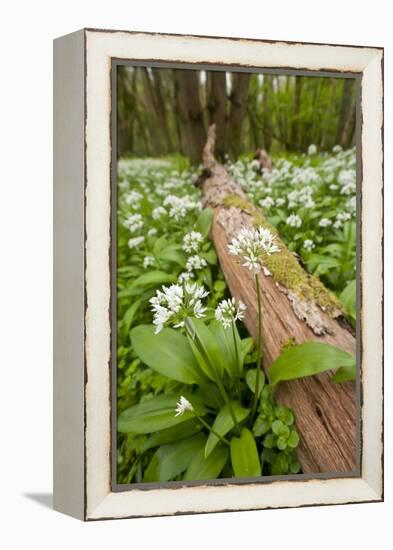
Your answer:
[202,124,356,473]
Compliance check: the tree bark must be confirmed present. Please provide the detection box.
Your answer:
[207,71,227,161]
[336,79,354,147]
[151,69,174,152]
[202,125,356,473]
[173,69,206,164]
[227,73,250,159]
[290,76,302,150]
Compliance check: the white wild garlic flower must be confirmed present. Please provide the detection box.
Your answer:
[150,282,209,334]
[175,396,194,417]
[286,214,302,228]
[228,226,279,275]
[185,254,207,272]
[319,218,332,228]
[303,239,315,252]
[128,236,145,249]
[124,213,144,233]
[182,231,204,253]
[215,298,247,329]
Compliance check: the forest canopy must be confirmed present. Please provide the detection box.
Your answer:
[117,66,356,163]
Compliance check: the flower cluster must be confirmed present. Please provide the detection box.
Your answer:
[215,298,247,329]
[286,214,302,228]
[128,236,145,249]
[182,231,204,253]
[163,194,201,222]
[228,226,279,274]
[185,254,207,272]
[124,213,144,233]
[150,282,208,333]
[175,396,194,416]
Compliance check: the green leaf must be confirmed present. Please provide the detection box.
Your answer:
[141,418,203,452]
[196,208,213,237]
[131,270,177,289]
[339,279,356,321]
[287,430,300,449]
[213,280,226,292]
[252,415,271,437]
[209,320,242,380]
[118,395,204,434]
[240,337,255,361]
[201,249,217,265]
[157,246,186,267]
[246,369,265,397]
[185,318,224,380]
[184,443,229,481]
[143,434,206,482]
[205,402,250,458]
[122,299,142,334]
[268,342,356,385]
[230,428,261,478]
[331,361,356,383]
[131,324,204,384]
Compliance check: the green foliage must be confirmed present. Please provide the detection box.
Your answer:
[268,342,356,385]
[116,156,355,485]
[230,428,261,478]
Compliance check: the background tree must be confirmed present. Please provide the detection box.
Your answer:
[117,66,357,163]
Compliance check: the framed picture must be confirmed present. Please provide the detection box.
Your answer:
[53,28,383,521]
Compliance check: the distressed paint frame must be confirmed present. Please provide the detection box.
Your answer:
[53,28,383,521]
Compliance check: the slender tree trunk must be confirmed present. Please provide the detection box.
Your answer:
[152,70,174,152]
[291,76,302,150]
[336,79,354,146]
[140,68,163,155]
[173,69,206,164]
[207,71,227,161]
[262,75,272,151]
[227,73,250,159]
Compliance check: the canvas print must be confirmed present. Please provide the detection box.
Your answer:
[115,66,357,485]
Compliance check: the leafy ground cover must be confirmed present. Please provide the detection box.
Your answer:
[116,148,356,484]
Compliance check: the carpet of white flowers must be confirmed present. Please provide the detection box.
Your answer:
[116,149,356,483]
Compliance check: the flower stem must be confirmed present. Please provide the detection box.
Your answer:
[231,320,242,401]
[251,273,263,420]
[194,414,230,446]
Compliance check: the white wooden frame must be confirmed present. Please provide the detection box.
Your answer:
[53,28,384,521]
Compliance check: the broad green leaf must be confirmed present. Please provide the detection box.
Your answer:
[157,246,186,267]
[230,428,261,478]
[123,299,141,334]
[131,270,177,289]
[201,249,217,266]
[131,325,204,384]
[184,443,229,481]
[118,395,204,434]
[143,434,206,482]
[186,318,224,380]
[205,402,250,458]
[268,342,356,386]
[142,418,203,452]
[240,337,255,360]
[246,369,265,397]
[331,361,356,383]
[339,279,356,321]
[196,208,213,237]
[209,320,242,380]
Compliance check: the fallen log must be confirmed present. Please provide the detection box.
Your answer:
[202,124,356,473]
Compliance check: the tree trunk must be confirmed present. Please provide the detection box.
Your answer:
[140,68,163,155]
[173,69,206,164]
[262,75,273,151]
[202,125,356,473]
[227,73,250,159]
[151,70,174,152]
[291,76,302,150]
[336,79,354,147]
[207,71,227,161]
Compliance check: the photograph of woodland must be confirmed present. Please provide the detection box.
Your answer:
[116,66,357,485]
